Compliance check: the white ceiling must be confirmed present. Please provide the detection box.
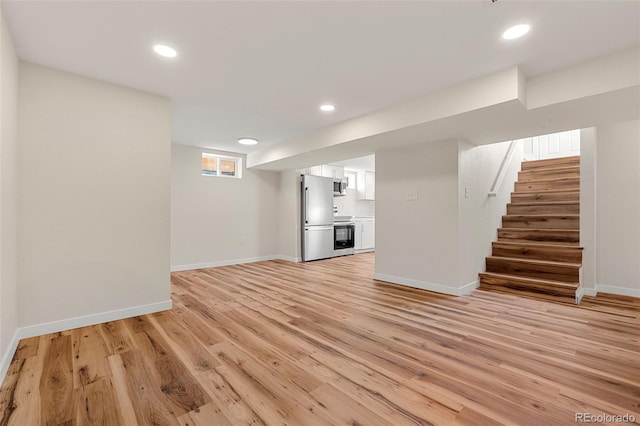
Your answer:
[3,1,639,156]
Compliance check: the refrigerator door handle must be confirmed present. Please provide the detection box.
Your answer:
[305,187,309,223]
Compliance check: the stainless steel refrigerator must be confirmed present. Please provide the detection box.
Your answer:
[301,175,334,261]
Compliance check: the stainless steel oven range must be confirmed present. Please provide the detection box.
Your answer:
[333,216,355,257]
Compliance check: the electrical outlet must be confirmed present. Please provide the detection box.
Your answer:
[240,236,245,245]
[465,186,471,198]
[406,190,419,201]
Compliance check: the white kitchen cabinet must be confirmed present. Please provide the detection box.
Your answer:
[301,165,323,176]
[355,217,375,251]
[321,164,344,179]
[361,222,375,249]
[301,164,344,179]
[356,171,375,200]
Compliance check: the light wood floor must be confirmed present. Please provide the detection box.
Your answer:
[1,253,639,425]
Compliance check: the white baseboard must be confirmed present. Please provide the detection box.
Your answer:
[373,273,477,296]
[171,255,301,271]
[581,287,598,297]
[18,300,172,340]
[0,299,172,387]
[0,329,21,387]
[459,279,480,295]
[595,284,640,298]
[275,255,301,263]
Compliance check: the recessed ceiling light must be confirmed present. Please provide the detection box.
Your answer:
[238,138,258,146]
[320,104,336,112]
[502,24,530,40]
[153,44,177,58]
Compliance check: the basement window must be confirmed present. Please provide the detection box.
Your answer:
[202,153,242,178]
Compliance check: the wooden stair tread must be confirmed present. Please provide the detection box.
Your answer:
[511,187,580,196]
[517,176,580,183]
[491,241,583,263]
[511,188,580,196]
[476,285,578,304]
[520,165,580,173]
[486,256,581,268]
[515,185,580,193]
[479,272,579,289]
[518,169,580,182]
[510,192,580,204]
[497,228,580,245]
[498,227,578,232]
[503,214,579,218]
[506,202,580,215]
[492,241,583,250]
[508,201,578,206]
[521,156,580,170]
[512,189,579,195]
[501,214,579,230]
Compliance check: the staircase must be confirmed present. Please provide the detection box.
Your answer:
[479,155,583,304]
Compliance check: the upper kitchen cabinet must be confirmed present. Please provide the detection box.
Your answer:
[301,164,344,179]
[301,165,323,176]
[322,165,344,179]
[356,171,375,200]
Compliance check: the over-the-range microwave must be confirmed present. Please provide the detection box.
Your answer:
[333,178,347,196]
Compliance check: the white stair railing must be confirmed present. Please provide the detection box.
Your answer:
[488,140,519,197]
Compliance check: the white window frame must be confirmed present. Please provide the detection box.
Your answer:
[202,153,243,179]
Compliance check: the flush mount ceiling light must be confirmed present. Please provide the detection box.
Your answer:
[320,104,336,112]
[502,24,530,40]
[238,138,258,146]
[153,44,177,58]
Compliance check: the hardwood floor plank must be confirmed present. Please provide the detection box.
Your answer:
[310,383,394,426]
[13,336,39,362]
[115,348,181,426]
[215,351,337,425]
[1,336,50,425]
[71,326,111,389]
[0,359,23,425]
[1,253,638,425]
[40,333,75,425]
[74,378,124,426]
[147,312,221,373]
[97,321,135,356]
[193,367,267,425]
[215,356,315,425]
[107,355,139,426]
[130,330,211,417]
[177,401,232,426]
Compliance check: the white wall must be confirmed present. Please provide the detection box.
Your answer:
[595,119,640,296]
[458,140,523,287]
[277,169,301,262]
[580,128,597,295]
[171,145,280,269]
[374,137,522,295]
[0,7,19,380]
[332,187,375,217]
[374,140,460,293]
[18,62,172,331]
